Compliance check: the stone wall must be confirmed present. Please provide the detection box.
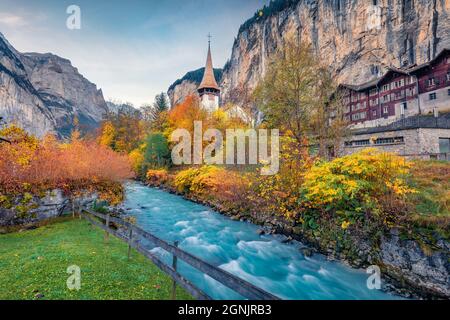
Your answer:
[343,128,450,158]
[0,190,97,226]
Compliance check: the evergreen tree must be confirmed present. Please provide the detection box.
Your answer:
[143,132,171,169]
[153,92,169,114]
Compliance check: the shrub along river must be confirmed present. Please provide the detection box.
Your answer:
[123,181,400,300]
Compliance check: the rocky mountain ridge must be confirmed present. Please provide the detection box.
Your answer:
[0,32,108,137]
[168,0,450,107]
[220,0,450,105]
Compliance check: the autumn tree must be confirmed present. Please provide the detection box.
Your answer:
[99,103,145,153]
[254,39,347,157]
[167,95,208,135]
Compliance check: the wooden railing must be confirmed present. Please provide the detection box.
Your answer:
[80,208,280,301]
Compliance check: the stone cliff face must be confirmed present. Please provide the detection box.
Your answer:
[168,79,199,107]
[0,33,108,137]
[220,0,450,105]
[0,34,56,137]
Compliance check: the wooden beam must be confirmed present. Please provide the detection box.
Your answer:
[82,208,281,300]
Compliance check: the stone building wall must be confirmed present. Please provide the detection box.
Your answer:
[343,128,450,159]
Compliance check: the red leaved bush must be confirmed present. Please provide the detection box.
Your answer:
[0,126,134,195]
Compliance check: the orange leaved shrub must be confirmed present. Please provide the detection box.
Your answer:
[0,126,134,195]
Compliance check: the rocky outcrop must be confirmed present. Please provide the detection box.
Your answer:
[167,67,223,106]
[0,32,108,137]
[380,229,449,298]
[220,0,450,105]
[0,190,97,226]
[168,80,199,107]
[0,33,56,137]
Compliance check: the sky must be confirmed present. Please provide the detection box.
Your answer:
[0,0,267,106]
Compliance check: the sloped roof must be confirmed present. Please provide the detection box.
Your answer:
[198,44,220,91]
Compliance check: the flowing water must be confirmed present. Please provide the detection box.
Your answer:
[123,181,399,300]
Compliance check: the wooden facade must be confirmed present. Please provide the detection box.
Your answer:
[340,49,450,125]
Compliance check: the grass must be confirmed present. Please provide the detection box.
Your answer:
[0,217,193,300]
[410,160,450,216]
[407,160,450,239]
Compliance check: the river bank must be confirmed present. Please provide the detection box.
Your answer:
[140,179,449,300]
[120,181,398,300]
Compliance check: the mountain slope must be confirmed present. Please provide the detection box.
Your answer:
[0,33,56,137]
[0,33,108,137]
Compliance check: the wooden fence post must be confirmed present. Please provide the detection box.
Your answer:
[127,228,133,260]
[171,241,179,300]
[104,214,110,243]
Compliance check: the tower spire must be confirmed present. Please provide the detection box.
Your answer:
[198,34,220,111]
[198,34,219,91]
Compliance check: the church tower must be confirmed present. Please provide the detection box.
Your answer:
[198,36,220,111]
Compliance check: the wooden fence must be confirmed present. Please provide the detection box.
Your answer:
[80,208,280,301]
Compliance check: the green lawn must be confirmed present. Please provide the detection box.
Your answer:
[0,218,192,300]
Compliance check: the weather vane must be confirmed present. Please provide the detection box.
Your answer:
[207,33,212,45]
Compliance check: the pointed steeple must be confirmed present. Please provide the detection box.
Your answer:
[198,40,219,91]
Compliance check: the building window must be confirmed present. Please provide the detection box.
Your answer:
[439,138,450,153]
[382,84,390,92]
[369,88,378,96]
[372,110,377,117]
[383,106,389,114]
[448,89,450,96]
[345,139,370,147]
[351,112,367,121]
[395,90,405,100]
[429,92,437,100]
[427,77,435,86]
[406,87,416,97]
[375,137,404,145]
[447,72,450,82]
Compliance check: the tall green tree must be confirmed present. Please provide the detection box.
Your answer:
[153,92,169,114]
[141,93,170,132]
[143,133,171,169]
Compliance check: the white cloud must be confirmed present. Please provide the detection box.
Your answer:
[0,13,28,27]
